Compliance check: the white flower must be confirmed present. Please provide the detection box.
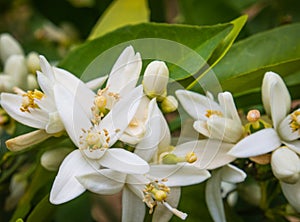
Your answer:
[228,71,300,211]
[0,33,24,63]
[143,61,169,101]
[50,84,150,204]
[176,90,243,143]
[76,163,210,222]
[168,139,246,222]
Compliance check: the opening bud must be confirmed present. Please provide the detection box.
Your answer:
[161,95,178,113]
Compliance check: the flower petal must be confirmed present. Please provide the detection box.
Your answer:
[76,169,126,195]
[85,75,108,91]
[107,46,141,95]
[53,67,95,119]
[122,186,146,222]
[280,180,300,212]
[262,72,291,128]
[99,148,149,174]
[49,150,99,204]
[220,164,246,183]
[205,170,225,222]
[1,93,48,129]
[39,56,55,82]
[173,140,235,170]
[278,111,300,141]
[218,91,241,125]
[53,84,92,146]
[283,140,300,155]
[149,164,210,187]
[152,187,181,222]
[176,89,221,120]
[135,99,162,161]
[228,128,281,157]
[98,85,143,145]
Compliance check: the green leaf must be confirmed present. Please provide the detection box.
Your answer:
[213,23,300,107]
[10,165,55,222]
[60,22,234,83]
[27,194,56,222]
[187,15,247,90]
[88,0,149,40]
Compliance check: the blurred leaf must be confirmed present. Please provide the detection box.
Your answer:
[60,22,234,82]
[10,165,55,222]
[88,0,149,39]
[213,23,300,107]
[27,194,56,222]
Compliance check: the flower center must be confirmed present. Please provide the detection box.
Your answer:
[205,110,223,118]
[143,179,187,219]
[79,127,110,151]
[244,109,272,135]
[91,87,120,124]
[290,110,300,133]
[20,90,44,113]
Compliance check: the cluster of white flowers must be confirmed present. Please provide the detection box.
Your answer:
[1,42,300,222]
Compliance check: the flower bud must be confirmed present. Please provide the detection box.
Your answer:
[26,51,40,74]
[0,74,14,92]
[27,74,39,89]
[0,33,24,63]
[41,148,72,171]
[4,55,27,89]
[161,95,178,113]
[271,147,300,184]
[143,61,169,101]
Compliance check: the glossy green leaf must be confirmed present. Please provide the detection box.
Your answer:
[88,0,149,40]
[213,23,300,106]
[60,22,234,82]
[187,15,247,90]
[27,195,56,222]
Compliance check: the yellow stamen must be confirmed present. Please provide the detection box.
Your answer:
[185,152,197,163]
[205,110,223,118]
[20,90,44,112]
[290,110,300,133]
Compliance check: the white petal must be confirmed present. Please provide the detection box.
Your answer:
[54,67,95,119]
[173,140,235,170]
[135,99,162,161]
[98,85,143,145]
[228,128,281,157]
[220,164,246,183]
[205,170,225,222]
[122,186,146,222]
[76,169,125,195]
[152,187,181,222]
[206,117,243,143]
[218,91,241,125]
[82,148,106,160]
[37,72,55,100]
[45,111,64,134]
[85,75,108,91]
[0,33,24,63]
[262,72,291,128]
[278,112,300,141]
[49,150,99,204]
[280,180,300,212]
[1,93,48,129]
[149,165,210,187]
[175,90,221,120]
[156,108,172,154]
[53,84,92,146]
[100,148,149,174]
[39,56,55,82]
[271,147,300,183]
[193,120,210,137]
[107,46,141,95]
[284,140,300,155]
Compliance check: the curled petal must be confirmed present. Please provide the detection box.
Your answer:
[228,128,281,158]
[280,180,300,212]
[100,148,149,174]
[220,164,246,183]
[176,90,221,121]
[218,91,241,125]
[76,169,126,195]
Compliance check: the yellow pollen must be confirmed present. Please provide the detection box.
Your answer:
[185,152,197,163]
[20,89,44,112]
[247,109,261,122]
[205,110,223,118]
[86,132,101,147]
[129,118,139,127]
[290,110,300,133]
[94,95,107,109]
